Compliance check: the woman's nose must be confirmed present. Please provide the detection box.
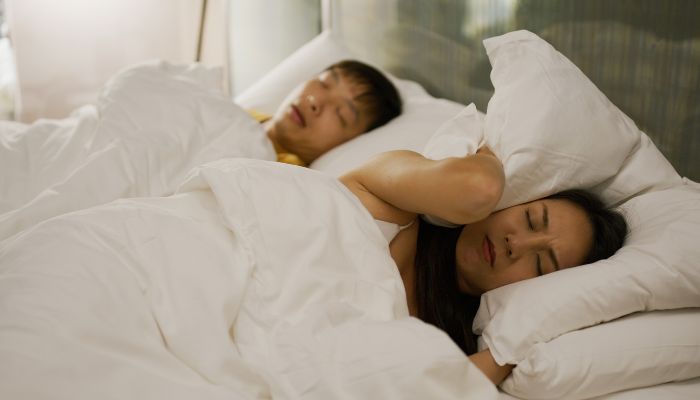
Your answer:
[505,234,547,257]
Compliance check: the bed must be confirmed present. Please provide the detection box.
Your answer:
[315,2,700,398]
[2,1,700,399]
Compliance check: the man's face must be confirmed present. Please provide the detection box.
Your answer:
[267,68,373,164]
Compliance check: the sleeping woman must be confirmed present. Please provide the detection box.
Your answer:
[340,146,627,385]
[0,146,627,396]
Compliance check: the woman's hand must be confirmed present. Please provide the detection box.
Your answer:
[468,349,514,386]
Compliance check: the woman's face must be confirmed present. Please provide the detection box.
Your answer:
[454,198,594,296]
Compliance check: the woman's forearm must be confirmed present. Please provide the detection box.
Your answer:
[468,349,514,386]
[341,150,504,225]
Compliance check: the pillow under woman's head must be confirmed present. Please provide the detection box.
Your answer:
[455,30,700,398]
[424,30,700,398]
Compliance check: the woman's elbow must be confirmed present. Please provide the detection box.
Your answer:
[453,170,504,224]
[476,158,505,212]
[470,181,503,221]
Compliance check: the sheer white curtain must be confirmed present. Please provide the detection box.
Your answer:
[0,35,18,120]
[6,0,208,122]
[228,0,321,96]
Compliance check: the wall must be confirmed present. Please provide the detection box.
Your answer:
[5,0,214,122]
[330,0,700,181]
[228,0,321,96]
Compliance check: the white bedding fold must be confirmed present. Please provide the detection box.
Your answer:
[0,190,268,399]
[0,158,496,399]
[0,105,100,213]
[0,61,276,242]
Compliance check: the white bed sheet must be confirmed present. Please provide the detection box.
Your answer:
[0,61,275,242]
[0,158,497,399]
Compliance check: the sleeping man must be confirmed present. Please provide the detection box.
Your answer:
[260,59,402,166]
[0,59,402,241]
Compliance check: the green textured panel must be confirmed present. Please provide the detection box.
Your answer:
[331,0,700,181]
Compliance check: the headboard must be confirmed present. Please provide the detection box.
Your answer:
[326,0,700,181]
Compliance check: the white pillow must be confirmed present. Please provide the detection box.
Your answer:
[476,182,700,360]
[234,31,430,116]
[500,309,700,400]
[455,30,700,397]
[423,30,682,210]
[234,30,467,176]
[422,103,484,161]
[312,96,466,176]
[234,31,354,115]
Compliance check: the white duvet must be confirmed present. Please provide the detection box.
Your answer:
[0,61,275,242]
[0,158,496,399]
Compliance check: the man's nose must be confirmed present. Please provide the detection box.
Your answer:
[308,89,331,115]
[505,234,548,257]
[306,94,320,115]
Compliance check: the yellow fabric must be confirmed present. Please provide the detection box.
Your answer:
[248,109,271,123]
[247,109,307,167]
[276,153,306,166]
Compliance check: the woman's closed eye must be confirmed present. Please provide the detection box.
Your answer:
[526,209,534,230]
[535,253,543,276]
[527,209,545,276]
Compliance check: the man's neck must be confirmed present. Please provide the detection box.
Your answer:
[265,123,309,166]
[265,123,289,154]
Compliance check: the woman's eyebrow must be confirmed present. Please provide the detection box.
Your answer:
[543,204,560,270]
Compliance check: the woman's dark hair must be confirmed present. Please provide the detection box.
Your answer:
[414,220,480,355]
[326,60,402,131]
[414,189,628,355]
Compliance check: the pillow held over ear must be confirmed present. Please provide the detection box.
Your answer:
[464,30,700,398]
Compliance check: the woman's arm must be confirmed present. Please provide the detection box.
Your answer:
[340,148,504,225]
[468,349,514,385]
